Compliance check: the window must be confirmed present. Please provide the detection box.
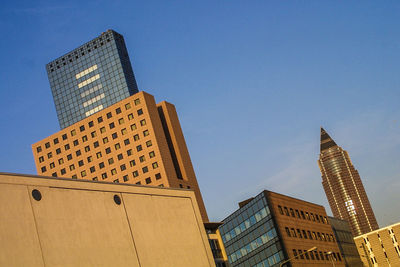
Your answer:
[56,148,61,154]
[39,156,44,163]
[37,146,42,153]
[47,152,53,159]
[295,209,300,218]
[82,135,88,142]
[100,127,106,133]
[88,121,94,128]
[302,230,307,239]
[101,172,107,179]
[139,155,145,162]
[146,140,152,147]
[45,142,50,149]
[41,166,46,173]
[113,179,119,183]
[72,175,77,179]
[118,118,124,125]
[145,177,151,184]
[117,153,123,160]
[79,125,85,132]
[73,140,79,146]
[87,156,93,163]
[99,162,105,169]
[179,184,183,188]
[293,250,298,259]
[120,164,126,171]
[106,112,112,119]
[105,147,111,154]
[130,160,136,167]
[304,250,310,260]
[84,146,90,152]
[137,109,143,115]
[140,119,146,126]
[67,154,72,160]
[124,139,130,145]
[284,207,289,216]
[53,138,59,145]
[71,129,76,136]
[102,137,109,144]
[115,143,121,150]
[108,158,114,164]
[112,133,118,139]
[142,166,148,173]
[109,122,115,129]
[128,113,134,120]
[111,168,117,175]
[69,164,75,171]
[300,211,305,219]
[134,98,140,105]
[96,152,102,158]
[90,166,95,173]
[94,141,99,148]
[285,227,291,237]
[278,205,283,215]
[116,107,121,114]
[58,158,64,164]
[127,149,133,156]
[91,131,97,138]
[149,151,155,158]
[299,250,304,259]
[61,168,66,175]
[92,177,98,181]
[136,181,141,185]
[97,116,103,123]
[78,160,84,167]
[50,162,55,169]
[121,128,127,135]
[136,145,142,152]
[64,144,70,150]
[133,134,140,141]
[76,150,81,156]
[297,229,302,238]
[143,130,149,136]
[132,171,139,177]
[123,175,129,182]
[125,103,131,110]
[81,170,86,177]
[152,162,158,169]
[62,134,67,140]
[52,172,57,177]
[130,124,137,130]
[155,173,161,180]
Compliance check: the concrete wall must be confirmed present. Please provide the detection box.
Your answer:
[0,173,215,267]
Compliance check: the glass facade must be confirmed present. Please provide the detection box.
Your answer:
[46,30,138,129]
[219,192,284,267]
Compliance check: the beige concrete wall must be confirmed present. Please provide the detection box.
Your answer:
[0,173,215,267]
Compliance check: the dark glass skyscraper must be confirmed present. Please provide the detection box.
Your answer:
[46,30,138,129]
[318,128,379,236]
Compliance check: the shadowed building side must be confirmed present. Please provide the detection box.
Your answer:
[318,128,378,237]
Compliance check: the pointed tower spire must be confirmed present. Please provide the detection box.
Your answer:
[320,127,337,152]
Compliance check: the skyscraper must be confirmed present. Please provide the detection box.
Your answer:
[32,91,209,222]
[318,127,378,236]
[46,29,138,129]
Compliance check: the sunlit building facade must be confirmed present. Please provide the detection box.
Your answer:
[32,91,208,222]
[354,222,400,267]
[318,127,379,236]
[46,29,138,129]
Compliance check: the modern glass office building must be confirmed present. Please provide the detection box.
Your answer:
[46,30,138,129]
[219,192,285,267]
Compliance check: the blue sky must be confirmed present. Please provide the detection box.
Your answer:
[0,1,399,226]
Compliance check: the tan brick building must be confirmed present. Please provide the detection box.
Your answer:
[354,222,400,266]
[32,91,208,221]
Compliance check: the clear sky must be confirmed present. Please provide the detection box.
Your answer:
[0,0,399,226]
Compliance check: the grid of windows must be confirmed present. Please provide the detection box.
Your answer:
[47,30,138,129]
[34,95,162,186]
